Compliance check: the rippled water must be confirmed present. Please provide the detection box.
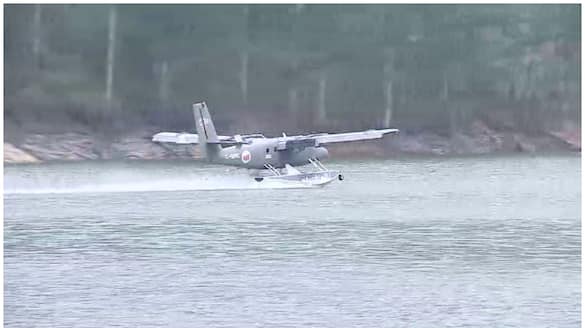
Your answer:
[4,156,581,327]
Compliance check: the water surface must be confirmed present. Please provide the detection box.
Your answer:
[4,156,581,327]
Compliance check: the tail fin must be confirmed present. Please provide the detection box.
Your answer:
[193,102,220,160]
[193,102,219,143]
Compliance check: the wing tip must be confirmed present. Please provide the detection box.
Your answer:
[381,128,399,134]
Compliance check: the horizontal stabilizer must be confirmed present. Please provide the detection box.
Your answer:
[152,132,245,145]
[206,140,250,145]
[152,132,199,144]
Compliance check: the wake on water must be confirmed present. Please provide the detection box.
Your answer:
[4,170,317,195]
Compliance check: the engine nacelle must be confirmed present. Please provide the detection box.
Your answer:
[313,146,329,161]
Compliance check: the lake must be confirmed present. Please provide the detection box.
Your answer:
[4,155,581,327]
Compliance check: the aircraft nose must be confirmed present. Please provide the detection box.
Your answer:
[315,147,329,160]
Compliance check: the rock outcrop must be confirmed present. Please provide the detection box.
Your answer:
[4,143,40,164]
[3,121,579,164]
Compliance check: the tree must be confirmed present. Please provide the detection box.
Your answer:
[105,5,117,112]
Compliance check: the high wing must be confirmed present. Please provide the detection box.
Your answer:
[314,128,399,144]
[276,128,399,150]
[153,128,398,148]
[151,132,248,145]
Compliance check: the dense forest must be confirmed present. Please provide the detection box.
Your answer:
[4,4,581,137]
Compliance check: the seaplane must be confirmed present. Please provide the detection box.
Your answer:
[152,102,399,187]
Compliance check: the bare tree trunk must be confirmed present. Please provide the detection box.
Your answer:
[105,5,117,111]
[383,48,395,127]
[317,72,327,124]
[288,87,298,114]
[441,71,456,136]
[441,72,449,102]
[32,4,42,69]
[288,4,304,123]
[239,5,249,107]
[288,57,299,117]
[560,63,570,130]
[239,51,248,106]
[383,80,393,127]
[159,60,170,105]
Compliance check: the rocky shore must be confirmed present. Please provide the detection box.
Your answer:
[4,120,580,164]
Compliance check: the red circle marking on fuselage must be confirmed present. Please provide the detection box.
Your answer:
[241,150,251,163]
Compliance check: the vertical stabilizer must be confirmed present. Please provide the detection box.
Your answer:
[193,102,219,143]
[193,102,220,160]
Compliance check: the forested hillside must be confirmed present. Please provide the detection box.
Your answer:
[5,4,580,139]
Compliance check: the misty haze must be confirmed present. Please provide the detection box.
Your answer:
[4,4,581,328]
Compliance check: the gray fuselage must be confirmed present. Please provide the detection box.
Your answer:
[207,138,329,169]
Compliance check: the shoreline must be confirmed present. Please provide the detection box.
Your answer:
[4,122,580,165]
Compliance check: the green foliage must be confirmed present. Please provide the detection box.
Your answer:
[4,4,580,133]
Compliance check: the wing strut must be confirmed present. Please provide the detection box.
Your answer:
[308,158,328,172]
[264,163,281,176]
